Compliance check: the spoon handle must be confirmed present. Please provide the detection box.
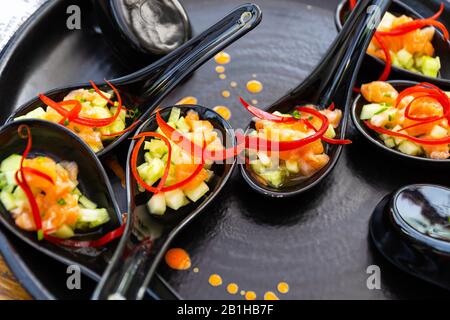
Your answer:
[114,3,262,106]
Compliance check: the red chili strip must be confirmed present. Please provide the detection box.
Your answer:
[373,33,392,81]
[130,132,172,193]
[377,19,449,40]
[22,167,54,185]
[304,119,352,145]
[14,125,43,240]
[239,97,296,123]
[364,120,450,145]
[349,0,356,10]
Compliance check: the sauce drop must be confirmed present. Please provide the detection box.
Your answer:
[227,283,239,295]
[208,274,223,287]
[221,90,231,98]
[215,66,225,73]
[277,282,289,294]
[251,99,258,105]
[193,267,199,273]
[264,291,280,300]
[230,81,238,88]
[245,291,257,300]
[176,96,198,105]
[214,51,231,64]
[246,80,263,93]
[213,106,231,120]
[219,74,227,80]
[165,248,191,270]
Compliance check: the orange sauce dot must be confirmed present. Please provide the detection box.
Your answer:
[215,66,225,73]
[213,106,231,120]
[277,282,289,294]
[227,283,239,295]
[214,51,231,65]
[219,74,227,80]
[221,90,231,98]
[176,96,198,105]
[230,81,238,88]
[208,274,223,287]
[245,291,257,300]
[165,248,191,270]
[246,80,263,94]
[264,291,280,300]
[240,290,246,296]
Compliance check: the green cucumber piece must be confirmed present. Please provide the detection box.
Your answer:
[184,182,209,202]
[175,117,190,133]
[145,139,168,159]
[360,104,388,120]
[168,107,181,123]
[397,49,414,69]
[164,189,188,210]
[76,208,110,229]
[398,141,422,156]
[384,138,396,149]
[147,193,166,215]
[285,160,300,174]
[260,170,284,188]
[51,225,75,239]
[420,56,441,78]
[78,196,98,209]
[0,191,17,211]
[324,124,336,139]
[15,107,47,121]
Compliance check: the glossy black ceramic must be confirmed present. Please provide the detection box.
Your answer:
[351,80,450,164]
[370,185,450,291]
[93,105,236,299]
[335,0,450,86]
[92,0,192,68]
[2,0,450,300]
[6,3,262,159]
[240,0,392,197]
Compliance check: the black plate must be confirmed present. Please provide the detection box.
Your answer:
[1,0,450,300]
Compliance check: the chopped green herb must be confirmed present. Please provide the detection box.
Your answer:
[89,88,95,93]
[308,116,313,121]
[292,110,301,119]
[383,93,392,98]
[64,119,69,126]
[73,126,81,133]
[57,199,67,206]
[80,98,87,103]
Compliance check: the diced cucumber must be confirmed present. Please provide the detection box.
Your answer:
[15,107,47,121]
[176,117,190,133]
[420,56,441,78]
[147,193,166,215]
[430,125,448,139]
[392,125,405,145]
[1,154,22,173]
[384,138,396,149]
[260,170,284,188]
[398,141,422,156]
[78,196,98,209]
[0,172,7,190]
[164,189,188,210]
[324,124,336,139]
[360,104,388,120]
[204,169,214,183]
[285,160,300,174]
[257,152,272,167]
[141,158,166,186]
[168,107,181,123]
[105,118,125,137]
[72,187,82,196]
[76,208,110,229]
[184,182,209,202]
[251,160,266,174]
[13,186,27,202]
[145,139,168,159]
[110,107,127,122]
[397,49,414,69]
[51,224,75,239]
[0,191,16,211]
[144,152,153,163]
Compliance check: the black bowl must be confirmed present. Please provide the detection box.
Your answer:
[336,0,450,86]
[351,80,450,164]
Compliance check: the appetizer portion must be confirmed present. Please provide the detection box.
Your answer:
[241,99,350,188]
[16,81,138,153]
[131,107,225,216]
[368,11,442,77]
[0,154,109,239]
[360,81,450,159]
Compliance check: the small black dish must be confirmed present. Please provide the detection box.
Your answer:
[239,0,392,198]
[351,79,450,164]
[92,0,192,68]
[370,184,450,291]
[92,105,236,299]
[335,0,450,86]
[6,3,262,159]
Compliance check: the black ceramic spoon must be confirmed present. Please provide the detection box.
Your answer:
[0,119,178,299]
[239,0,392,198]
[7,3,262,159]
[352,80,450,164]
[92,0,192,67]
[92,105,236,300]
[370,184,450,291]
[335,0,450,86]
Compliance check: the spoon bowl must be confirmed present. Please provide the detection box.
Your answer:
[6,3,262,159]
[240,0,392,197]
[351,80,450,164]
[92,0,192,68]
[335,0,450,86]
[92,105,236,300]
